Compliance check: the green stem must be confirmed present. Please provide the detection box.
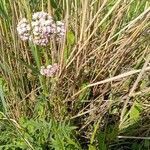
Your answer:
[30,43,47,95]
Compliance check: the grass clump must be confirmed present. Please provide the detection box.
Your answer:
[0,0,150,149]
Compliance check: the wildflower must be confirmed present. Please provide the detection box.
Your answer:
[40,66,45,75]
[56,21,66,40]
[17,12,66,45]
[17,18,30,41]
[32,11,48,20]
[31,11,55,46]
[40,63,59,77]
[32,36,49,46]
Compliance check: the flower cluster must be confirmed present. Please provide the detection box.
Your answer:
[40,63,59,77]
[56,21,66,40]
[31,12,55,46]
[17,12,66,46]
[17,18,30,41]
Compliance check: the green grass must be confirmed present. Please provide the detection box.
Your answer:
[0,0,150,149]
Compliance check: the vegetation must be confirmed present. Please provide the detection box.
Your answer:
[0,0,150,149]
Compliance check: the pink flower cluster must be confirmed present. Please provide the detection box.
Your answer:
[17,12,66,46]
[31,12,56,46]
[40,63,59,77]
[17,18,30,41]
[56,21,66,40]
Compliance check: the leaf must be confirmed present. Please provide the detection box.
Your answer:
[88,145,96,150]
[0,111,4,119]
[67,31,75,45]
[97,132,107,150]
[0,0,9,19]
[130,102,142,123]
[50,0,57,9]
[0,78,7,113]
[63,47,68,63]
[50,0,62,20]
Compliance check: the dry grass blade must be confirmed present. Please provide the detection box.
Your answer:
[72,66,150,98]
[66,0,123,68]
[118,136,150,140]
[120,45,150,125]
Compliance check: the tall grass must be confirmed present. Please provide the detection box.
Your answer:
[0,0,150,149]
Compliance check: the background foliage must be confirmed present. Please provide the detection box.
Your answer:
[0,0,150,149]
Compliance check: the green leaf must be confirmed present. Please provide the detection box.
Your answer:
[97,132,107,150]
[67,31,75,45]
[50,0,62,20]
[0,0,9,19]
[63,47,68,63]
[0,78,7,113]
[89,145,96,150]
[50,0,57,9]
[130,102,142,123]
